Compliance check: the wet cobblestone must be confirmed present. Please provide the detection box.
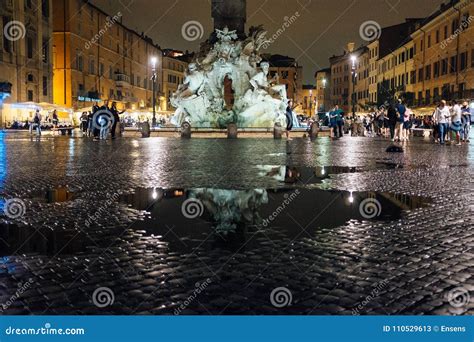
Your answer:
[0,133,473,315]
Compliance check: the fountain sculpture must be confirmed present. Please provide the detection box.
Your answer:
[171,27,289,128]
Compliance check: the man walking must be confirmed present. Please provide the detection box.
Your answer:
[434,100,450,145]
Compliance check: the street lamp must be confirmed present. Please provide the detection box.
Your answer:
[151,57,158,127]
[322,78,327,112]
[309,89,313,117]
[350,55,357,118]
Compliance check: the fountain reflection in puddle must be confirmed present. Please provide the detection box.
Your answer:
[118,187,431,252]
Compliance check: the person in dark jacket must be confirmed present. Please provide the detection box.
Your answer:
[387,102,398,141]
[285,100,294,140]
[110,101,125,139]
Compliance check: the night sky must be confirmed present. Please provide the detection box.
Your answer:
[92,0,445,83]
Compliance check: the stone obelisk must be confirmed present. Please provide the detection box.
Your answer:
[211,0,246,37]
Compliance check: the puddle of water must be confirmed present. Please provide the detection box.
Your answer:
[118,187,431,252]
[0,187,430,257]
[255,164,402,184]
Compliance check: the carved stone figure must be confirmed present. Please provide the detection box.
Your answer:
[171,26,288,128]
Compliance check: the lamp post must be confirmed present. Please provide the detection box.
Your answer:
[151,57,157,127]
[350,55,357,118]
[322,78,327,112]
[309,89,313,117]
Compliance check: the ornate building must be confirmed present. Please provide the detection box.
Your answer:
[52,0,163,112]
[0,0,53,125]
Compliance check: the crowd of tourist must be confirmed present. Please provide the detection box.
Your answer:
[78,101,124,141]
[326,99,472,145]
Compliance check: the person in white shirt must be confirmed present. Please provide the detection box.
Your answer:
[450,100,462,146]
[433,100,450,145]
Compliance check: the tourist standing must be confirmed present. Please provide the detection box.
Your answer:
[433,100,450,145]
[387,102,397,141]
[87,111,94,137]
[52,109,59,135]
[285,100,294,140]
[80,112,88,134]
[33,109,42,136]
[395,99,406,142]
[110,102,125,139]
[402,107,413,141]
[450,100,462,146]
[461,101,471,143]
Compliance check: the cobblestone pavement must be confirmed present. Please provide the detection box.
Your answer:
[0,131,473,315]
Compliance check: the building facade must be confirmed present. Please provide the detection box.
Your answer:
[315,68,331,112]
[264,54,303,105]
[52,0,163,112]
[0,0,53,125]
[162,53,188,111]
[411,0,474,106]
[329,43,367,114]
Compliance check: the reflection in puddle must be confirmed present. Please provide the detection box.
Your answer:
[118,187,431,252]
[29,187,75,203]
[256,164,404,184]
[0,187,431,258]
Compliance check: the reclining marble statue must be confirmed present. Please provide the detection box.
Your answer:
[171,26,288,128]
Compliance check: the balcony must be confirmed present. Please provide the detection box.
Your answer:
[114,73,130,88]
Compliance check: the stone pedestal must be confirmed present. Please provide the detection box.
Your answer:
[181,122,191,138]
[309,121,319,140]
[227,123,238,139]
[274,122,283,139]
[141,122,150,138]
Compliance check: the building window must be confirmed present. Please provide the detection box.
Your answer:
[435,30,440,43]
[42,38,49,63]
[99,63,104,76]
[27,74,34,82]
[88,58,95,74]
[42,0,49,17]
[434,61,440,78]
[109,65,113,79]
[460,51,468,70]
[418,68,424,82]
[450,55,457,73]
[42,76,48,96]
[76,53,83,71]
[425,64,431,80]
[441,58,448,75]
[27,90,34,101]
[427,34,431,48]
[27,36,34,59]
[471,49,474,67]
[452,18,460,35]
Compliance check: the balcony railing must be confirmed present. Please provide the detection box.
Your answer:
[114,73,130,87]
